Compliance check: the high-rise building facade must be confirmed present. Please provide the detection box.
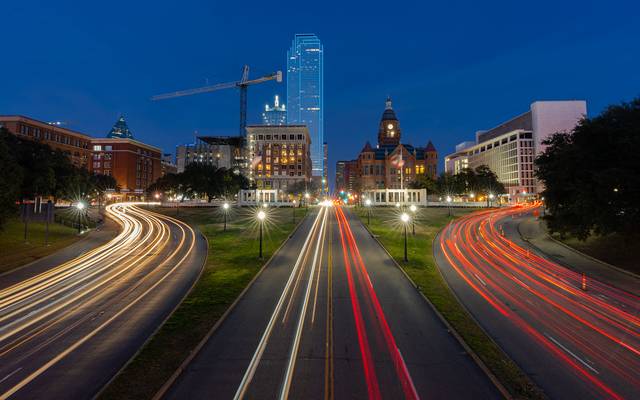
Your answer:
[262,95,287,126]
[444,100,587,200]
[287,33,324,177]
[246,125,312,191]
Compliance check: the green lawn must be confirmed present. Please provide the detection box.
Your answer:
[0,217,80,274]
[552,232,640,275]
[100,205,307,400]
[355,206,544,399]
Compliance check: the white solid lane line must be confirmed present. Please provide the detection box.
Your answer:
[279,209,328,400]
[233,208,325,400]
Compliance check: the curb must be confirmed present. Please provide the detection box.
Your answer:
[151,210,311,400]
[354,211,513,400]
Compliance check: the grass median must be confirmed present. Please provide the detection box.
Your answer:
[355,206,544,399]
[100,205,308,400]
[0,217,80,274]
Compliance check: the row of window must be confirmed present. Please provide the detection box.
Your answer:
[252,134,305,141]
[20,124,90,149]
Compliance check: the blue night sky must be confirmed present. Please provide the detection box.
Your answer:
[3,1,639,185]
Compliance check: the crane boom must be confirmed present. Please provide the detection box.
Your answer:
[151,81,237,100]
[151,65,282,136]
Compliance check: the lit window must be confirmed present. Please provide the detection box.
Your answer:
[93,145,102,151]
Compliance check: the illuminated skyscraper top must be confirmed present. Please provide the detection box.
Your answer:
[287,33,324,177]
[261,95,287,125]
[107,115,134,139]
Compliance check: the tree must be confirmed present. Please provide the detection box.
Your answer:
[0,129,23,229]
[409,175,438,193]
[474,165,505,199]
[536,98,640,240]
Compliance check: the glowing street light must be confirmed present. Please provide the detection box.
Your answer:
[75,201,85,233]
[257,210,266,258]
[446,195,452,217]
[304,192,310,210]
[365,198,372,225]
[223,202,230,231]
[292,200,297,223]
[409,204,417,235]
[401,212,410,261]
[154,193,160,200]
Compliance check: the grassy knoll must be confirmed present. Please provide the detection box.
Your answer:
[355,206,544,399]
[100,205,307,400]
[0,217,80,274]
[551,232,640,276]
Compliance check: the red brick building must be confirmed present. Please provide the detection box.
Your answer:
[90,138,162,197]
[0,115,92,168]
[337,98,438,191]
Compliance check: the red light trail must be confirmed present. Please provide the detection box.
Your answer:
[438,204,639,399]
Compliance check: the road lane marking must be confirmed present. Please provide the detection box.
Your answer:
[324,214,334,400]
[279,209,328,399]
[0,205,197,399]
[545,333,599,374]
[0,369,21,385]
[233,208,325,400]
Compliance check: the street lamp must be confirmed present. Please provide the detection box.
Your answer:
[446,195,452,217]
[257,210,266,259]
[292,200,297,223]
[488,193,495,208]
[75,201,85,234]
[401,212,410,262]
[365,198,372,225]
[409,204,417,235]
[469,193,475,201]
[223,202,230,231]
[304,192,310,210]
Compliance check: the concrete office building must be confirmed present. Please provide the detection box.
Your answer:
[445,100,587,200]
[175,136,246,173]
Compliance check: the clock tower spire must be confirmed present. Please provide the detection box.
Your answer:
[378,96,401,146]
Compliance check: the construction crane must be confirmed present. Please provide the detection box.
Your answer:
[152,65,282,136]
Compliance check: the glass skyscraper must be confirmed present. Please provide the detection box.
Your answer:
[287,33,324,177]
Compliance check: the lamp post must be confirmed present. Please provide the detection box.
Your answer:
[401,212,410,262]
[446,196,452,217]
[365,198,372,225]
[409,204,417,235]
[488,193,494,208]
[292,200,297,223]
[223,202,230,231]
[257,210,266,259]
[304,192,310,211]
[76,201,85,234]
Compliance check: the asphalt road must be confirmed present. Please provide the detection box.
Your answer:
[167,205,499,399]
[0,203,206,399]
[434,204,640,400]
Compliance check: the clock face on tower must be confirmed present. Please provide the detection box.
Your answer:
[387,123,393,130]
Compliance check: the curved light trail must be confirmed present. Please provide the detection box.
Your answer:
[438,204,639,399]
[0,203,200,399]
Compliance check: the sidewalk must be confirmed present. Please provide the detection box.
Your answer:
[514,215,639,295]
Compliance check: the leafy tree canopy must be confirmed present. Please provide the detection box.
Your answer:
[536,98,640,240]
